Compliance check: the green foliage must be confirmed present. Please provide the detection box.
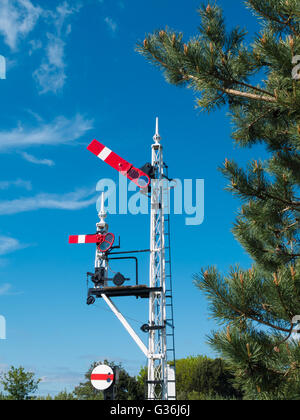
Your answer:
[208,326,300,400]
[138,356,241,400]
[175,356,241,400]
[186,391,238,400]
[136,365,147,397]
[36,390,76,400]
[73,362,104,400]
[35,394,54,400]
[113,361,144,400]
[137,0,300,400]
[54,390,76,400]
[0,366,40,400]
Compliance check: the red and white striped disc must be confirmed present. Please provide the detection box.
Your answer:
[90,365,114,391]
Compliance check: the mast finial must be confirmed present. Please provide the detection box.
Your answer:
[97,192,108,232]
[153,117,161,144]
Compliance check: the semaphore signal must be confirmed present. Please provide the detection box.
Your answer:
[68,118,176,400]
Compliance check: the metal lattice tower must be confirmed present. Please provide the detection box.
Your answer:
[73,120,176,401]
[147,118,176,400]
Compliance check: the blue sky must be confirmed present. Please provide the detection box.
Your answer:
[0,0,267,396]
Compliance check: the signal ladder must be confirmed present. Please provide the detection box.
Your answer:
[162,165,176,399]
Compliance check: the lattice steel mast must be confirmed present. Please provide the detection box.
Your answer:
[147,118,175,400]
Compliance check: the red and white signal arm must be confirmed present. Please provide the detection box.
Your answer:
[87,139,150,189]
[91,364,114,391]
[69,232,115,252]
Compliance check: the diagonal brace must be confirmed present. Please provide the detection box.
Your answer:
[101,293,148,357]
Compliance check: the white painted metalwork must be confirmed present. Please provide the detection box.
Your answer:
[167,365,176,399]
[147,118,168,400]
[95,193,108,286]
[101,294,149,357]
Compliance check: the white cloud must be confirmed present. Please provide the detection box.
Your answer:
[33,35,67,94]
[0,2,83,93]
[33,2,82,94]
[0,283,12,296]
[0,179,32,190]
[0,114,93,152]
[40,371,82,385]
[0,283,22,296]
[0,188,97,215]
[104,17,118,33]
[0,0,42,50]
[28,38,42,55]
[21,152,55,167]
[25,109,44,122]
[53,2,82,32]
[0,236,24,255]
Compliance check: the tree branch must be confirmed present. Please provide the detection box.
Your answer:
[248,0,298,35]
[144,48,277,104]
[206,283,291,333]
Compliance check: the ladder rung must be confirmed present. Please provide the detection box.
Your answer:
[146,380,163,384]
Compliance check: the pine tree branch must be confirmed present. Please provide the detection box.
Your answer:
[145,49,276,103]
[237,184,300,207]
[273,325,294,347]
[221,87,276,103]
[209,285,291,333]
[217,46,274,97]
[184,73,276,103]
[270,249,300,258]
[260,192,299,207]
[278,13,298,35]
[181,71,276,102]
[247,109,275,131]
[271,222,298,236]
[248,0,298,35]
[232,80,274,98]
[273,278,294,320]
